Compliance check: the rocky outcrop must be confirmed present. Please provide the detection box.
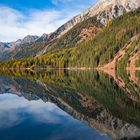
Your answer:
[0,35,39,53]
[36,33,49,42]
[0,35,39,60]
[14,35,39,46]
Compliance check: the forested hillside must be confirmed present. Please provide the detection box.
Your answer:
[1,8,140,69]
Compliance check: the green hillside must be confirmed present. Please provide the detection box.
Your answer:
[49,17,103,50]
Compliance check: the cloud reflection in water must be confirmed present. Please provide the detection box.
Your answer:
[0,93,110,140]
[0,94,67,128]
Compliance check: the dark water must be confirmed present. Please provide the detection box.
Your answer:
[0,70,140,140]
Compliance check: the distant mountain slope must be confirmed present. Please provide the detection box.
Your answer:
[0,35,39,50]
[0,35,39,60]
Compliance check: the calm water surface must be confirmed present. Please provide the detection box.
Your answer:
[0,94,110,140]
[0,70,140,140]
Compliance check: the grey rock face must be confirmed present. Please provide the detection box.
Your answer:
[0,35,39,56]
[36,33,49,42]
[8,35,39,48]
[52,0,140,38]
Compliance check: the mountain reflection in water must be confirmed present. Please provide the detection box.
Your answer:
[0,69,140,140]
[0,94,109,140]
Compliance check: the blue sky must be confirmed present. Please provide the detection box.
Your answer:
[0,0,97,42]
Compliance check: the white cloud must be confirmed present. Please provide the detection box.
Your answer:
[0,0,98,42]
[0,6,79,42]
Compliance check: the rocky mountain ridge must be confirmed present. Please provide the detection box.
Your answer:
[50,0,140,40]
[0,35,39,53]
